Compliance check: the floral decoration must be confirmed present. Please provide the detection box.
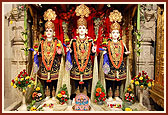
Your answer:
[124,85,135,103]
[56,84,69,105]
[11,69,35,93]
[131,71,154,89]
[94,80,106,103]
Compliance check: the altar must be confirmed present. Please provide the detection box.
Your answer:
[3,3,165,113]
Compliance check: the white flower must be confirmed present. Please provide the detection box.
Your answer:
[62,95,67,98]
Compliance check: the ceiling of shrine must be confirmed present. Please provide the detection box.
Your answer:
[31,4,136,14]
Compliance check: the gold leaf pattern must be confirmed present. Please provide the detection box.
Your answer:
[109,10,122,22]
[43,9,57,21]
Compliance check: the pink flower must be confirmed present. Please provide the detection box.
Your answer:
[37,93,42,97]
[125,93,129,97]
[95,100,97,102]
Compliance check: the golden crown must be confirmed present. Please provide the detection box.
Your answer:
[43,9,56,30]
[75,4,90,27]
[109,10,122,31]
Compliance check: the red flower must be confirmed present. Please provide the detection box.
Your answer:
[139,72,141,76]
[103,98,106,101]
[100,92,105,97]
[61,102,65,105]
[31,78,35,81]
[132,97,134,100]
[99,97,102,100]
[26,81,28,84]
[125,97,127,100]
[96,93,99,96]
[116,79,120,81]
[129,99,131,101]
[20,71,23,75]
[61,91,66,95]
[140,80,143,83]
[12,79,15,83]
[23,69,26,72]
[61,98,64,100]
[18,81,21,84]
[129,96,131,98]
[65,99,67,101]
[18,74,21,78]
[145,75,148,79]
[144,72,147,75]
[79,81,84,84]
[146,80,149,83]
[34,45,38,48]
[46,80,51,82]
[132,77,135,80]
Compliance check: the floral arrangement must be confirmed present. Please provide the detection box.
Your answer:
[131,71,154,89]
[32,81,45,102]
[108,104,122,109]
[42,103,54,108]
[32,87,43,102]
[11,69,35,93]
[56,84,69,105]
[94,80,106,103]
[124,85,135,103]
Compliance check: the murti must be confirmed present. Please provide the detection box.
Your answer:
[103,10,130,98]
[67,4,96,94]
[38,9,63,97]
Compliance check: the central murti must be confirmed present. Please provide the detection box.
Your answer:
[66,4,96,97]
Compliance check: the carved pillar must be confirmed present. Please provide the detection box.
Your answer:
[136,4,157,79]
[135,4,157,110]
[4,4,27,110]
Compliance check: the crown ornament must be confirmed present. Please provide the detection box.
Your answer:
[109,10,122,31]
[43,9,56,30]
[75,4,90,27]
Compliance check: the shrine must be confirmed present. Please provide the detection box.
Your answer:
[3,3,165,112]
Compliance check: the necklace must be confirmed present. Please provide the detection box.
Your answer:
[41,39,57,71]
[73,41,91,72]
[108,40,124,69]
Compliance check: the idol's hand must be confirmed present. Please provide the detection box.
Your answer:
[66,45,72,53]
[103,51,107,55]
[34,51,37,55]
[57,47,62,54]
[125,51,130,55]
[92,45,97,53]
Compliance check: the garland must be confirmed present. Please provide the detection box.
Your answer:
[73,42,91,72]
[41,39,57,71]
[108,40,124,69]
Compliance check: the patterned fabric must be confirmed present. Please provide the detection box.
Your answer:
[70,37,93,80]
[105,61,126,80]
[70,56,93,80]
[38,56,61,80]
[38,39,62,80]
[105,40,126,80]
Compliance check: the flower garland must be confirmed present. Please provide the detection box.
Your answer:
[108,40,124,69]
[41,39,57,71]
[73,41,92,72]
